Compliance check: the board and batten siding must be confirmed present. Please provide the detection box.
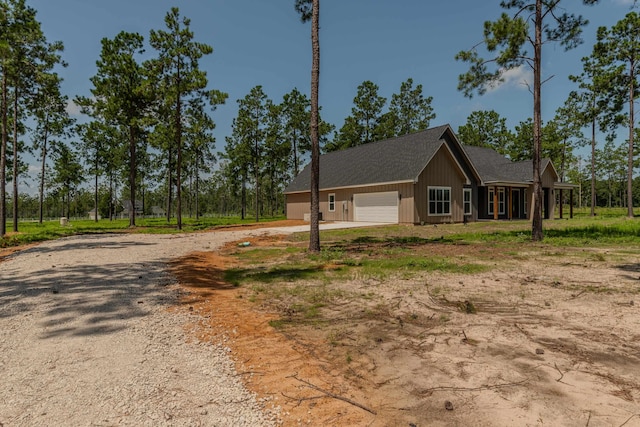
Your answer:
[414,144,468,224]
[542,164,557,220]
[285,183,415,223]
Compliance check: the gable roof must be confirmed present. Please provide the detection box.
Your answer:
[285,124,477,193]
[462,145,555,185]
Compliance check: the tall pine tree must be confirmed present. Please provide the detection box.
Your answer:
[456,0,600,241]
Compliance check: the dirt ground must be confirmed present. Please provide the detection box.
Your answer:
[171,229,640,427]
[2,221,638,426]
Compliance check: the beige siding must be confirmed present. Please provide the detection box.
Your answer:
[285,193,310,220]
[542,166,557,220]
[415,145,468,224]
[286,182,415,223]
[542,166,557,188]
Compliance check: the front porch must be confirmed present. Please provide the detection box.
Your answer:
[477,183,577,221]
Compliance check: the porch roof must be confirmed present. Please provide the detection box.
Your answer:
[462,145,553,186]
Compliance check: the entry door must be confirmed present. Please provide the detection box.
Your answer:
[512,190,520,218]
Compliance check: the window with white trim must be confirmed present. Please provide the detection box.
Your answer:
[328,193,336,212]
[524,189,528,217]
[488,187,505,215]
[463,188,472,216]
[428,186,451,216]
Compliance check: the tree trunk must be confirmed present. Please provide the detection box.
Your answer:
[109,174,113,221]
[255,133,260,223]
[94,151,99,222]
[12,87,19,232]
[309,0,321,252]
[0,72,6,237]
[188,172,193,218]
[38,114,49,224]
[166,161,172,223]
[627,60,635,218]
[293,129,299,175]
[93,147,100,222]
[195,155,200,220]
[241,174,246,220]
[531,0,543,242]
[590,114,596,217]
[176,89,183,230]
[560,137,566,182]
[129,126,136,227]
[66,185,70,219]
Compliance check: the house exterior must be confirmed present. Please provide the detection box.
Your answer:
[284,124,576,225]
[120,200,144,219]
[88,208,102,221]
[464,145,570,221]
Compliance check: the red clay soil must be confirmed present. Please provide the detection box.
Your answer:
[169,248,378,426]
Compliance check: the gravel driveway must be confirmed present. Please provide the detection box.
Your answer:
[0,229,292,427]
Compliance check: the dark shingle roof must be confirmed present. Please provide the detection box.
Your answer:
[285,124,453,193]
[460,146,511,182]
[285,125,555,193]
[462,145,553,184]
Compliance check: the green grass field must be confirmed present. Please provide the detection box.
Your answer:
[0,215,286,248]
[2,207,639,249]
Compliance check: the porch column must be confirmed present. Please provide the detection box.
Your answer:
[493,186,499,220]
[508,187,513,220]
[570,189,574,219]
[559,189,564,219]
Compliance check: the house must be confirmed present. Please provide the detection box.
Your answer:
[284,124,576,224]
[463,145,576,220]
[120,200,144,219]
[151,206,166,218]
[88,208,101,220]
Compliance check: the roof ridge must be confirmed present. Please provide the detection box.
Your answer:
[323,123,451,156]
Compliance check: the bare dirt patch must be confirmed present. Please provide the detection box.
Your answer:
[170,250,373,426]
[172,232,640,426]
[212,219,308,231]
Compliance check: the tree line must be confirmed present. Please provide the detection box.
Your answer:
[0,0,439,234]
[2,0,640,242]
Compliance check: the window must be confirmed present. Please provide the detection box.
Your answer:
[328,193,336,212]
[463,188,472,216]
[524,189,528,217]
[428,186,451,216]
[488,187,505,215]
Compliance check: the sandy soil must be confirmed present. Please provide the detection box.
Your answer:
[171,232,640,427]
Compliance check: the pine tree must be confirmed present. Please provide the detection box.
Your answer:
[76,31,151,227]
[456,0,601,241]
[148,7,218,230]
[295,0,321,252]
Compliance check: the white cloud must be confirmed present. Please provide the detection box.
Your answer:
[66,99,82,116]
[485,65,533,94]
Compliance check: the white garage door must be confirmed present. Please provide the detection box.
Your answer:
[353,191,399,223]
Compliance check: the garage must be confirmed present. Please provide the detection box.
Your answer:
[353,191,399,223]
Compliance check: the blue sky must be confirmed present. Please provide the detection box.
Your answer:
[24,0,636,178]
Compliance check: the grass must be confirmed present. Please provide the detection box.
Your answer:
[310,211,640,248]
[222,212,640,332]
[7,210,639,332]
[0,215,286,248]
